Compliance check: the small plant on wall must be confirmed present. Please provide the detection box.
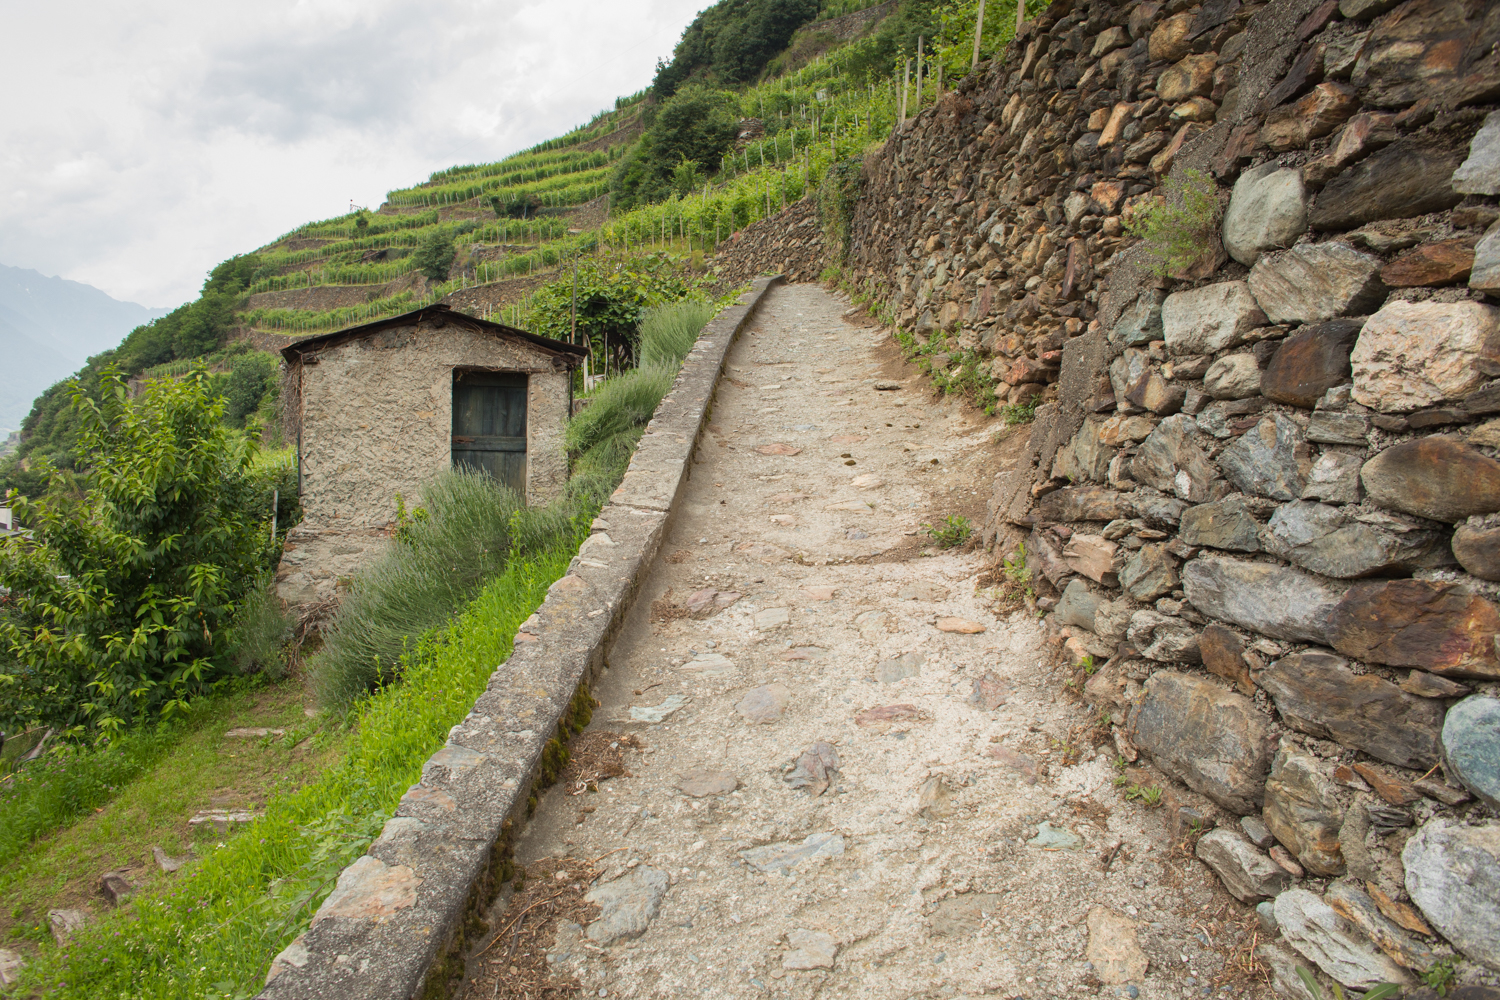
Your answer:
[1123,168,1220,277]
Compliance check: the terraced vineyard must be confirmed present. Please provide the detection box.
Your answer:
[234,40,925,343]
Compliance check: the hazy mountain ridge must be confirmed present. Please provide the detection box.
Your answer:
[0,264,169,432]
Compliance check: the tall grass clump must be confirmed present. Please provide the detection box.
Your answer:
[311,471,571,708]
[638,299,714,368]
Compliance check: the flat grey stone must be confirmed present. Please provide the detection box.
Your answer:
[1219,413,1310,502]
[1260,500,1451,578]
[0,948,21,987]
[1248,242,1385,325]
[1180,494,1263,552]
[584,866,669,945]
[1472,220,1500,295]
[875,652,923,683]
[1442,695,1500,810]
[1126,609,1200,662]
[1113,289,1166,346]
[1055,578,1101,631]
[1241,815,1274,849]
[1182,554,1347,643]
[1403,818,1500,971]
[1223,164,1309,266]
[676,769,738,797]
[1300,448,1364,503]
[47,908,88,946]
[631,694,688,723]
[740,832,845,872]
[1027,821,1085,850]
[1203,354,1262,400]
[1119,544,1179,602]
[1195,828,1290,901]
[783,928,838,970]
[1162,280,1267,356]
[735,684,790,724]
[1125,670,1271,814]
[784,741,839,796]
[1273,888,1408,988]
[1131,414,1222,502]
[1306,410,1370,446]
[1453,110,1500,196]
[1256,941,1319,1000]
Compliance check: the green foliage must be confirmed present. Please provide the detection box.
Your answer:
[924,514,971,548]
[411,228,457,282]
[1002,541,1034,598]
[612,85,741,209]
[223,350,280,428]
[0,369,275,734]
[312,470,571,707]
[1295,967,1401,1000]
[526,251,693,369]
[999,398,1038,425]
[13,535,577,999]
[818,153,865,263]
[1422,958,1457,996]
[652,0,822,95]
[490,192,539,219]
[226,581,294,681]
[0,725,179,871]
[638,299,715,369]
[1124,168,1220,277]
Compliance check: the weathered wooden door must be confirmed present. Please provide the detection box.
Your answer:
[452,371,527,495]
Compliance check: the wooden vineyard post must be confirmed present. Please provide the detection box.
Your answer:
[900,59,911,123]
[915,36,924,114]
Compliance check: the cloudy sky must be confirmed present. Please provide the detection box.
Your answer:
[1,0,704,309]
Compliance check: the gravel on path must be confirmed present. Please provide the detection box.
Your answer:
[462,283,1271,1000]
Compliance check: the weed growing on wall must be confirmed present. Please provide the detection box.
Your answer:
[1123,168,1219,277]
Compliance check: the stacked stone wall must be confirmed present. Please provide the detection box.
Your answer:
[718,0,1500,987]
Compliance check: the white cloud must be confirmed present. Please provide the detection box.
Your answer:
[0,0,700,307]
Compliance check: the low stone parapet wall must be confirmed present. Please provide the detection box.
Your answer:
[256,275,782,1000]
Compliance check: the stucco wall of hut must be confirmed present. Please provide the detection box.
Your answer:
[295,319,571,527]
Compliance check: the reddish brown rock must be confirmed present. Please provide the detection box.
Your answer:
[1351,762,1422,806]
[1350,0,1500,110]
[1329,578,1500,679]
[1381,239,1478,287]
[1302,112,1400,188]
[1259,83,1358,153]
[1360,437,1500,522]
[1199,624,1255,695]
[1260,319,1361,408]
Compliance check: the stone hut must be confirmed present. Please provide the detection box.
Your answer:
[274,304,587,605]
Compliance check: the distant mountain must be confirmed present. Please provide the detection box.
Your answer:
[0,264,170,433]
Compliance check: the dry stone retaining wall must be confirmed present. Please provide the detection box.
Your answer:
[714,0,1500,988]
[255,277,782,1000]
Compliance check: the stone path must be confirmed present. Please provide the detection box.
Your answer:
[470,283,1272,999]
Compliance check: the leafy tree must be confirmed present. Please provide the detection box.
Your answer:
[525,251,692,370]
[652,0,821,95]
[412,229,457,282]
[611,85,740,209]
[223,351,280,428]
[0,368,272,734]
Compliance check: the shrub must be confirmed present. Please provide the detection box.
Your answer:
[652,0,821,94]
[0,369,273,734]
[227,580,295,680]
[223,350,280,428]
[611,86,741,208]
[311,470,570,707]
[525,250,693,369]
[638,299,714,369]
[412,228,457,281]
[1123,168,1220,276]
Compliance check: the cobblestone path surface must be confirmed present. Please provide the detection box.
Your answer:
[467,283,1271,1000]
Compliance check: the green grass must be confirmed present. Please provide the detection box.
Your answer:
[0,682,337,948]
[11,538,578,999]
